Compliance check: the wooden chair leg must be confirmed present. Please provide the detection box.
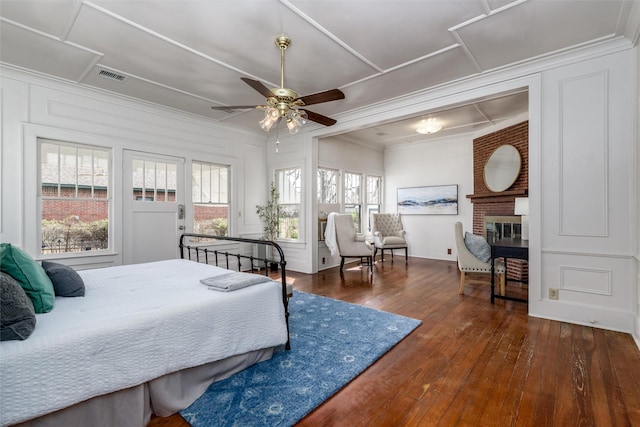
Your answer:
[340,257,345,272]
[405,247,408,264]
[459,271,466,294]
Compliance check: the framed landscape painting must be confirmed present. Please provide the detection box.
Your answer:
[397,185,458,215]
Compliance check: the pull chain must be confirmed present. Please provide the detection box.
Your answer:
[275,119,280,154]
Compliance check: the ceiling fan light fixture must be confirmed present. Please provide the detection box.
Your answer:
[285,109,308,134]
[416,118,442,134]
[260,107,280,131]
[286,118,299,134]
[212,35,344,132]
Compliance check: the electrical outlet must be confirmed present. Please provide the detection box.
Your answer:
[322,257,326,264]
[447,248,452,255]
[549,288,559,300]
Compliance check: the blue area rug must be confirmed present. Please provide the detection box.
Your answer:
[180,290,421,427]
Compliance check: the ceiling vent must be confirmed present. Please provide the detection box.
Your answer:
[98,69,127,82]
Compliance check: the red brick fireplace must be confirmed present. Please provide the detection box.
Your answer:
[467,121,529,280]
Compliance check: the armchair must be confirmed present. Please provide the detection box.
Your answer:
[371,213,408,263]
[454,222,505,295]
[334,214,373,274]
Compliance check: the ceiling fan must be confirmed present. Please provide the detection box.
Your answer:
[211,35,345,134]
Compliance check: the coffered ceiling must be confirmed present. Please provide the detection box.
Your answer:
[1,0,638,146]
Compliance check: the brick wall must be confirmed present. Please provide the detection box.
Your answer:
[42,187,108,222]
[471,121,529,281]
[472,121,528,199]
[471,121,528,233]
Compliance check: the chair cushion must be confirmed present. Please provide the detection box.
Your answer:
[1,272,37,341]
[381,236,406,246]
[0,243,55,313]
[464,232,491,263]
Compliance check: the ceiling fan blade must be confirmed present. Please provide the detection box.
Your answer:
[296,89,345,106]
[211,105,262,112]
[304,110,337,126]
[241,77,275,99]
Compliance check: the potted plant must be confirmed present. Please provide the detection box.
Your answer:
[256,182,280,271]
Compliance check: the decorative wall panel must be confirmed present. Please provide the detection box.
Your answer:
[559,71,608,236]
[560,266,611,295]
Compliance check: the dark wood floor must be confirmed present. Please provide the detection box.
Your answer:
[149,257,640,427]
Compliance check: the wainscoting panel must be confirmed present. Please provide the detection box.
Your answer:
[560,265,611,296]
[535,251,635,333]
[541,251,633,312]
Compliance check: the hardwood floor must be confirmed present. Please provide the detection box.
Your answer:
[149,257,640,426]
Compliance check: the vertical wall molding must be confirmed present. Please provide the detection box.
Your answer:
[558,70,609,237]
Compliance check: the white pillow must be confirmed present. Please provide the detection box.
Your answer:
[464,232,491,262]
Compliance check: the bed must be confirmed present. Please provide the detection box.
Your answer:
[0,233,290,427]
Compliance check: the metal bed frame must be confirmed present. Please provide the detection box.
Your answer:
[179,233,290,350]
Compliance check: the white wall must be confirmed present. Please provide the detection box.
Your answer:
[530,48,637,334]
[384,134,473,262]
[0,67,268,268]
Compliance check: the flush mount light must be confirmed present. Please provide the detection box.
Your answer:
[416,118,442,134]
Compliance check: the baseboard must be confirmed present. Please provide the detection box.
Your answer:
[529,299,634,334]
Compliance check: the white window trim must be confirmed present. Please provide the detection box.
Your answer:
[191,160,231,237]
[24,125,120,262]
[274,166,302,242]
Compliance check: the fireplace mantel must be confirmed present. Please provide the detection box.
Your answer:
[466,189,527,203]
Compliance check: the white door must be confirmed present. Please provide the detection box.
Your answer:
[123,150,185,264]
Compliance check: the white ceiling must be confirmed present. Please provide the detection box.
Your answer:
[1,0,638,147]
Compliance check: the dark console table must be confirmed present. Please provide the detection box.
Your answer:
[490,238,528,304]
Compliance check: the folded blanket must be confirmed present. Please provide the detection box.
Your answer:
[200,271,271,292]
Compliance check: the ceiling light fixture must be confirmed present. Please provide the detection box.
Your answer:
[416,118,442,134]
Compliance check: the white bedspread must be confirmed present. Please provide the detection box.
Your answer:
[0,259,288,426]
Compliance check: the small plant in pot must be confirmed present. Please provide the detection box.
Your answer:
[256,182,280,272]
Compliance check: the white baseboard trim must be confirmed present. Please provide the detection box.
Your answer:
[529,299,634,334]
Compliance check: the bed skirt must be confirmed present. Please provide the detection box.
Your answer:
[12,347,275,427]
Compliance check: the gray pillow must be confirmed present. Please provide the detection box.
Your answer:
[41,260,85,297]
[464,232,491,263]
[1,272,37,341]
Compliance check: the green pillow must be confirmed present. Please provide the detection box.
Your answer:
[0,243,54,313]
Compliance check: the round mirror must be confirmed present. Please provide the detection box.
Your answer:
[484,144,521,192]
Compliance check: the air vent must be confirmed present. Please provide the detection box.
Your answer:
[98,69,127,82]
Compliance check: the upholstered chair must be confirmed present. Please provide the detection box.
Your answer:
[334,214,374,274]
[454,222,505,295]
[371,213,408,263]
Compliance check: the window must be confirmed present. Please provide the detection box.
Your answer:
[366,175,382,231]
[39,139,111,254]
[344,172,362,232]
[192,161,230,236]
[131,159,177,202]
[276,167,301,240]
[317,167,338,203]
